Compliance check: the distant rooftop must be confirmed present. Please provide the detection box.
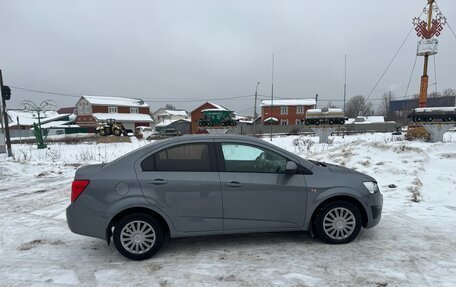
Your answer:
[7,110,70,127]
[157,110,188,117]
[82,95,149,107]
[260,99,316,107]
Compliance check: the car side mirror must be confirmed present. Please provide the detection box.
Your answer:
[285,161,298,174]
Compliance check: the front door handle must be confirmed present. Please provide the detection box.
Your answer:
[149,179,168,185]
[225,181,242,188]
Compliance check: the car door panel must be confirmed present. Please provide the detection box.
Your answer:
[220,172,307,230]
[216,141,308,230]
[137,171,223,232]
[135,141,223,233]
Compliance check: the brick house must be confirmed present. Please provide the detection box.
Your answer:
[261,99,316,125]
[75,96,153,132]
[190,102,228,134]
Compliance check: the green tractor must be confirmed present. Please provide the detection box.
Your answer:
[96,119,127,136]
[198,109,237,127]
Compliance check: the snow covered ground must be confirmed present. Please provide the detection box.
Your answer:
[1,132,456,286]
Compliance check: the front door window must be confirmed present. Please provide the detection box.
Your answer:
[221,143,287,173]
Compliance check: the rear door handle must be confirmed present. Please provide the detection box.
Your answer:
[149,179,168,185]
[225,181,242,188]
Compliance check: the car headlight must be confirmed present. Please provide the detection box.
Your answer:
[363,182,379,194]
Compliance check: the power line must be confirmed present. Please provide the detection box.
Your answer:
[11,86,81,97]
[433,54,438,95]
[366,26,415,101]
[404,55,418,100]
[11,84,268,104]
[434,2,456,41]
[366,5,427,101]
[143,94,264,103]
[273,96,384,102]
[447,21,456,40]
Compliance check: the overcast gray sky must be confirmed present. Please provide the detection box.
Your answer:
[1,0,455,115]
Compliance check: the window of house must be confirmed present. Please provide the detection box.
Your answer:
[141,143,211,172]
[221,143,287,173]
[295,119,301,125]
[108,106,118,113]
[280,106,288,115]
[130,107,139,114]
[281,119,288,126]
[297,106,305,114]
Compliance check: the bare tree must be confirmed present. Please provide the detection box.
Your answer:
[379,92,393,118]
[429,91,441,98]
[165,103,176,110]
[326,101,339,109]
[442,88,456,98]
[345,95,372,118]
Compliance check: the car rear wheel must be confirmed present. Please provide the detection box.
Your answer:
[315,201,361,244]
[113,214,164,260]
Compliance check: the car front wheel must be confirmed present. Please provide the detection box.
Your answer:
[315,201,362,244]
[113,214,164,260]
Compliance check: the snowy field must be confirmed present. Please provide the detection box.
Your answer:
[1,132,456,286]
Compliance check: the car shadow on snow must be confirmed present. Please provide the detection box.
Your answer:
[158,232,317,256]
[76,229,382,261]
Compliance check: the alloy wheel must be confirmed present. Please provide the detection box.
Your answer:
[323,207,356,240]
[120,220,156,254]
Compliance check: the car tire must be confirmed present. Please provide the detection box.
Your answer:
[315,201,362,244]
[99,129,106,136]
[113,213,164,260]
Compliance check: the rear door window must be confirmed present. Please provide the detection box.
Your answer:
[141,143,211,172]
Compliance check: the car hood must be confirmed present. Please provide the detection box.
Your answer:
[312,161,376,182]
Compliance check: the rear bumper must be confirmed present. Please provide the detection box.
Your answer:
[66,198,109,241]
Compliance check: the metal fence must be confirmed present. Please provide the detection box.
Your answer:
[227,122,399,136]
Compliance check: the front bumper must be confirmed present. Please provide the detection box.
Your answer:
[366,191,383,228]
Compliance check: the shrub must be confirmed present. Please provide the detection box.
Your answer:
[404,125,430,141]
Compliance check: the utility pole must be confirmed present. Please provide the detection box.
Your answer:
[253,81,260,135]
[388,90,392,118]
[270,53,275,141]
[413,0,447,107]
[418,0,434,108]
[0,69,13,157]
[253,82,260,120]
[344,54,347,112]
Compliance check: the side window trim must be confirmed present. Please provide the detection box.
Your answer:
[141,141,217,172]
[214,141,310,175]
[214,142,227,172]
[216,142,288,174]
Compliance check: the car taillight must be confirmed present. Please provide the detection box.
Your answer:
[71,180,90,202]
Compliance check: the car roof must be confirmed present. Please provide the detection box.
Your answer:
[179,134,262,142]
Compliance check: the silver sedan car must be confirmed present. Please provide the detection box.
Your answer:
[67,135,383,260]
